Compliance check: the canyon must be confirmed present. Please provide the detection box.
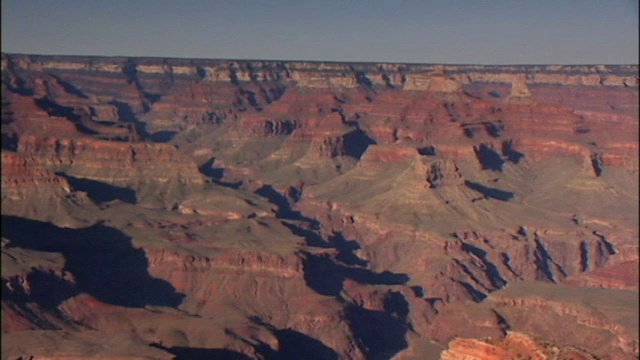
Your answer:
[1,53,638,359]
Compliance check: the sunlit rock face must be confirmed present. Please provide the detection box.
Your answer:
[1,53,638,360]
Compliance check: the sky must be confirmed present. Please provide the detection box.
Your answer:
[1,0,638,64]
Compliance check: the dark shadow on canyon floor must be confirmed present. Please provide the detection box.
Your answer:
[282,221,330,248]
[34,97,98,136]
[247,317,340,360]
[3,76,35,96]
[1,132,19,151]
[1,215,185,308]
[501,140,525,164]
[50,74,89,99]
[2,269,79,309]
[474,143,505,171]
[255,185,319,226]
[301,252,409,297]
[329,232,369,267]
[342,128,377,159]
[150,343,251,360]
[198,157,225,179]
[346,303,409,360]
[109,100,150,139]
[57,173,137,204]
[460,242,508,289]
[464,180,514,201]
[149,130,177,143]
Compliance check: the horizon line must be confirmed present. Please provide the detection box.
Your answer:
[2,52,639,68]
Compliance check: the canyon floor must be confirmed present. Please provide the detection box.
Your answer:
[1,54,638,360]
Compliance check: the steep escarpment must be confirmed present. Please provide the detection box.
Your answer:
[1,150,98,226]
[15,135,204,208]
[1,53,638,360]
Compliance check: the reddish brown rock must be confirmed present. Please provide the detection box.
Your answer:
[440,331,598,360]
[1,53,637,360]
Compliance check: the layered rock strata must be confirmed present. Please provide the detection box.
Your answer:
[1,53,638,359]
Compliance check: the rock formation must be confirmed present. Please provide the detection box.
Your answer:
[1,53,638,359]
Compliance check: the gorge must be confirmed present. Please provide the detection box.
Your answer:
[1,53,638,359]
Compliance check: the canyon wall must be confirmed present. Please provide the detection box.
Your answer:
[1,53,638,359]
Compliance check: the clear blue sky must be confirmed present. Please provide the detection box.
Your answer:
[2,0,638,64]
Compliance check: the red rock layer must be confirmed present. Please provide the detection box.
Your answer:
[440,331,598,360]
[1,53,637,360]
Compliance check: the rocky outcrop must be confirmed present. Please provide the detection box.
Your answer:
[1,151,98,226]
[564,259,639,290]
[8,136,204,208]
[440,331,598,360]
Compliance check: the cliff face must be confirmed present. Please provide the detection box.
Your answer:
[1,53,638,360]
